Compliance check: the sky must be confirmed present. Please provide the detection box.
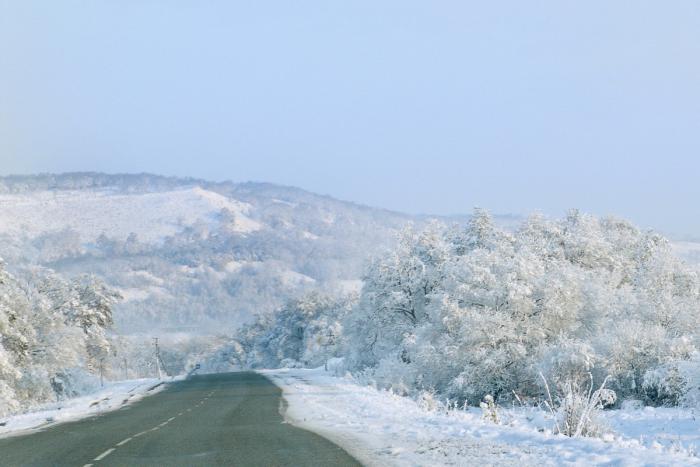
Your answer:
[1,1,699,235]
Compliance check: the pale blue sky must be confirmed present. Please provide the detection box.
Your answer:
[1,1,699,234]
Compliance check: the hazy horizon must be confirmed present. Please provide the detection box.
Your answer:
[2,1,700,235]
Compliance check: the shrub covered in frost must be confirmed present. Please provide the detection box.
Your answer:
[547,375,616,438]
[0,263,120,416]
[226,209,700,409]
[343,210,700,405]
[202,292,354,370]
[480,394,499,424]
[643,352,700,407]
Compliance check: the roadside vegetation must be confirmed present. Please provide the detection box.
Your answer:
[0,265,119,416]
[210,209,700,437]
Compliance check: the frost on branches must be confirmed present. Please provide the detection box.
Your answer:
[224,209,700,414]
[346,209,700,406]
[0,262,121,416]
[202,292,354,372]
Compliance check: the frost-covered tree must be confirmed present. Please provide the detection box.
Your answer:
[203,292,355,371]
[206,209,700,408]
[343,210,700,405]
[0,262,121,416]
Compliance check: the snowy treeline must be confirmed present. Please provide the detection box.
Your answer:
[201,293,353,373]
[0,262,120,416]
[217,210,700,408]
[0,172,196,194]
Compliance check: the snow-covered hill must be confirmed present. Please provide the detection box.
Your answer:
[0,187,260,243]
[0,173,419,333]
[8,172,697,337]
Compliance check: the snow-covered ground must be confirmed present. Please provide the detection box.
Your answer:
[0,378,164,439]
[0,187,260,243]
[263,368,700,466]
[603,407,700,458]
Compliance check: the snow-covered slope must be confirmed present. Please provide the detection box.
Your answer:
[0,173,418,333]
[0,187,259,243]
[0,172,533,335]
[0,187,260,243]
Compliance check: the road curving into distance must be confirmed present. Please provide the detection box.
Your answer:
[0,372,361,467]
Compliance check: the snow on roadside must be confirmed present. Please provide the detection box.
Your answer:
[602,406,700,457]
[0,378,169,438]
[262,368,700,467]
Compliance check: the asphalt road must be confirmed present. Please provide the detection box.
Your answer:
[0,372,361,467]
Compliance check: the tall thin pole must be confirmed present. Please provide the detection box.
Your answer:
[154,337,162,380]
[99,358,104,387]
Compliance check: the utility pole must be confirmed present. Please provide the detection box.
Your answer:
[123,357,128,380]
[154,337,162,380]
[99,358,105,387]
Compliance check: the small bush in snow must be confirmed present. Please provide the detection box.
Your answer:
[543,373,616,438]
[417,391,440,412]
[479,394,499,424]
[643,352,700,407]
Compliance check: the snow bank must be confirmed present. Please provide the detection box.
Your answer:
[603,406,700,457]
[0,378,168,439]
[263,368,700,466]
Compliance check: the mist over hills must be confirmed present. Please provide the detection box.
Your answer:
[3,172,696,337]
[0,173,441,334]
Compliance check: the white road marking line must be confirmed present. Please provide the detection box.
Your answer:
[186,408,192,412]
[168,417,175,422]
[178,412,183,416]
[158,421,168,427]
[82,464,94,467]
[94,448,115,461]
[133,430,148,438]
[116,437,132,446]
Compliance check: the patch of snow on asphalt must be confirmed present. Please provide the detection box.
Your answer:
[262,368,700,467]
